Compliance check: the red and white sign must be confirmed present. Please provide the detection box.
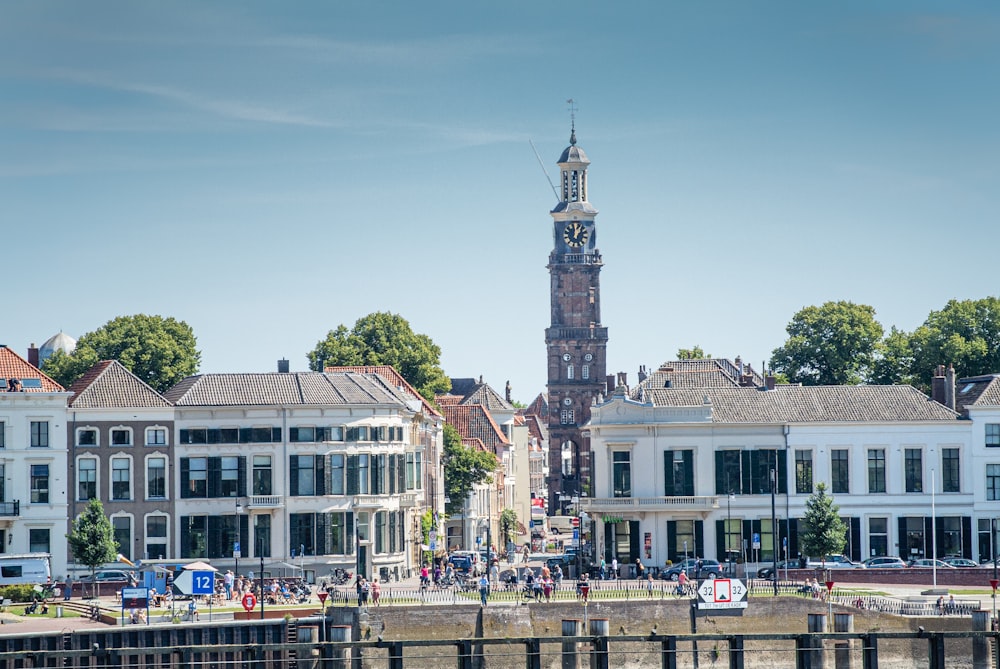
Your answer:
[697,578,748,610]
[241,592,257,612]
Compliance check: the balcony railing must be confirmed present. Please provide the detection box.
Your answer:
[247,495,283,509]
[583,496,719,513]
[399,493,420,507]
[0,501,19,517]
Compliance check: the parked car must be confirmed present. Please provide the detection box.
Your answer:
[78,569,132,582]
[546,554,574,571]
[757,560,796,579]
[908,559,956,569]
[943,557,978,568]
[806,555,859,569]
[862,556,907,569]
[661,558,721,581]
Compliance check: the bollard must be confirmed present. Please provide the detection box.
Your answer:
[563,619,583,669]
[803,614,827,669]
[589,619,609,669]
[833,613,853,669]
[971,610,990,669]
[329,625,352,669]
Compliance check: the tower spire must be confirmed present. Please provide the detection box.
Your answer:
[567,98,577,145]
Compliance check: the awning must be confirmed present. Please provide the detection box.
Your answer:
[182,561,217,572]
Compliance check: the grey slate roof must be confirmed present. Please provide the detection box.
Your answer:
[446,377,513,412]
[637,359,765,392]
[956,374,1000,411]
[68,360,171,409]
[164,372,414,408]
[639,385,960,424]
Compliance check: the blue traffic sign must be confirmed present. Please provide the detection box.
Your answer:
[190,571,215,595]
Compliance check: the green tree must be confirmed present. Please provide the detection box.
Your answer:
[906,297,1000,391]
[499,508,520,547]
[677,346,709,360]
[307,312,451,402]
[43,314,200,393]
[799,483,847,566]
[867,326,915,386]
[769,301,883,385]
[442,423,497,516]
[67,499,120,598]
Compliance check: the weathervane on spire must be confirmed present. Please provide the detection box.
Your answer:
[566,98,577,145]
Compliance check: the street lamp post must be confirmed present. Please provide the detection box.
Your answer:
[931,468,937,589]
[770,468,778,597]
[726,491,734,576]
[992,518,998,625]
[259,555,265,620]
[234,500,243,578]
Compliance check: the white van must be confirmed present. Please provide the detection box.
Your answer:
[547,516,577,535]
[0,553,51,585]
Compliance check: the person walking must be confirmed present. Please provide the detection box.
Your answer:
[478,573,490,607]
[646,573,654,598]
[63,575,73,601]
[371,578,381,607]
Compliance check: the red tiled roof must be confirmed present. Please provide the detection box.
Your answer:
[440,404,509,455]
[0,345,64,392]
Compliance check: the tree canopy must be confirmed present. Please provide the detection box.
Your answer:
[442,423,497,516]
[307,312,451,402]
[67,499,121,595]
[799,483,847,563]
[906,297,1000,390]
[677,345,710,360]
[43,314,200,393]
[769,301,883,385]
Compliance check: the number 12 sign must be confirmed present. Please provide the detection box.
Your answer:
[191,571,215,595]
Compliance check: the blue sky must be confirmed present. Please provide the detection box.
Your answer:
[3,2,999,403]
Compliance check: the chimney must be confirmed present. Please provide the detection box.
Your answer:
[765,375,776,391]
[945,364,956,411]
[27,343,39,367]
[930,365,946,405]
[637,365,647,383]
[505,381,511,403]
[277,359,290,373]
[606,374,616,395]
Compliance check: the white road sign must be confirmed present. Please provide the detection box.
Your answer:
[697,578,748,610]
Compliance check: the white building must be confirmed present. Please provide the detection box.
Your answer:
[585,360,982,571]
[165,368,438,582]
[0,345,71,577]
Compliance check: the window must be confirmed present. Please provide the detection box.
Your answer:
[988,424,1000,448]
[371,454,387,494]
[867,449,886,493]
[329,454,345,495]
[795,450,813,494]
[940,517,963,557]
[111,458,131,500]
[147,457,166,499]
[180,514,245,559]
[904,449,922,493]
[146,516,167,560]
[869,517,888,557]
[254,514,271,559]
[181,457,245,498]
[77,428,97,447]
[0,421,4,448]
[942,448,960,493]
[113,517,131,561]
[567,365,574,380]
[582,365,590,380]
[30,465,49,503]
[664,450,694,496]
[185,457,208,497]
[78,458,97,500]
[714,449,788,495]
[375,511,387,554]
[831,449,849,494]
[358,454,370,494]
[28,528,50,553]
[111,429,131,446]
[987,465,1000,501]
[346,426,371,442]
[612,451,631,498]
[0,464,4,501]
[30,421,49,448]
[220,456,239,497]
[253,455,272,496]
[290,455,325,496]
[181,516,207,558]
[560,409,575,425]
[146,428,166,447]
[179,427,281,444]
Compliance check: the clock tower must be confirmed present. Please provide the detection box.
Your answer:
[545,125,607,516]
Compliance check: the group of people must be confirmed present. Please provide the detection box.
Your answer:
[355,576,382,607]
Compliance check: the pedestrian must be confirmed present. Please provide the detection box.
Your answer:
[479,573,490,607]
[677,570,689,596]
[635,558,645,580]
[489,560,499,588]
[64,575,73,601]
[371,578,381,607]
[646,573,654,598]
[543,576,553,602]
[577,573,590,602]
[522,544,530,564]
[611,557,619,580]
[224,570,234,600]
[599,558,606,580]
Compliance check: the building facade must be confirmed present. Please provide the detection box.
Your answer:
[584,360,985,570]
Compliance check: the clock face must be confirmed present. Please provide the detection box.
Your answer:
[563,397,573,406]
[584,353,593,362]
[563,221,589,248]
[562,353,572,362]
